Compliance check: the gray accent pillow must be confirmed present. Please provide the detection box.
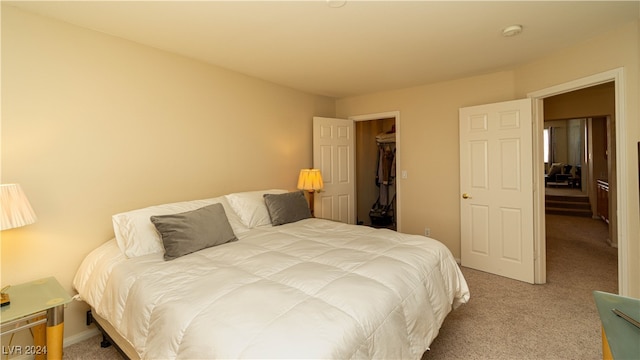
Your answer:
[150,203,237,261]
[263,191,312,226]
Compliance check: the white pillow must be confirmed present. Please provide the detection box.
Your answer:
[112,196,248,258]
[225,189,288,228]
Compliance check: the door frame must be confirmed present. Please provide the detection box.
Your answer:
[349,111,402,231]
[528,68,627,294]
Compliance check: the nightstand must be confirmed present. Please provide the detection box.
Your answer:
[0,277,72,360]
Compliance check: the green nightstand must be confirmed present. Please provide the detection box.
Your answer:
[1,277,72,360]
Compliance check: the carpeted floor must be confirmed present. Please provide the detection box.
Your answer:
[64,335,123,360]
[424,214,616,359]
[63,214,616,359]
[544,186,585,197]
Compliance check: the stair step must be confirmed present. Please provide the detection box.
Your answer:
[545,195,589,203]
[545,207,593,217]
[544,193,591,217]
[545,200,592,210]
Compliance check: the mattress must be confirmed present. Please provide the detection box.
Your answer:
[74,218,469,359]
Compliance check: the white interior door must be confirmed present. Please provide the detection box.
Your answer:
[313,117,355,224]
[459,99,534,283]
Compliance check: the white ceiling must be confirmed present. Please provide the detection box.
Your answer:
[7,1,639,98]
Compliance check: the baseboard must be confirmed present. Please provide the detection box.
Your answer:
[7,355,31,360]
[63,327,100,348]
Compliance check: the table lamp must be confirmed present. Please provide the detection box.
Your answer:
[297,169,324,216]
[1,184,37,306]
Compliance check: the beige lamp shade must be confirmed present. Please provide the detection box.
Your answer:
[1,184,37,230]
[297,169,324,191]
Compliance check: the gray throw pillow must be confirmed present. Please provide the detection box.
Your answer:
[263,191,312,226]
[150,203,237,261]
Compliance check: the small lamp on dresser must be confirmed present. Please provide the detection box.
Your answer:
[1,183,37,306]
[297,169,324,217]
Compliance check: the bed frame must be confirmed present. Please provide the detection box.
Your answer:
[87,309,139,360]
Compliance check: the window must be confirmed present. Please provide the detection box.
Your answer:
[543,128,550,163]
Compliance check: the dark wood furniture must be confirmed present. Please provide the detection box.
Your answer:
[597,179,609,223]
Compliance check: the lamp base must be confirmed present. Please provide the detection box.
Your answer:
[1,292,10,307]
[307,190,315,217]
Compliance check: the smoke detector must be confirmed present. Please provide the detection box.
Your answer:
[326,0,347,8]
[502,25,523,37]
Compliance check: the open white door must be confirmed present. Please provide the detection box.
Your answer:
[459,99,534,284]
[313,117,355,224]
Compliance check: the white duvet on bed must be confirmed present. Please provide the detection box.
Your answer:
[75,218,469,359]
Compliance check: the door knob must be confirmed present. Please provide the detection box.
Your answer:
[462,193,472,199]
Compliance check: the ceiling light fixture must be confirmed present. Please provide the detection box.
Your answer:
[326,0,347,8]
[502,25,523,37]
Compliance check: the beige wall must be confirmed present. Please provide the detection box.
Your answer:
[2,4,638,350]
[514,20,639,297]
[544,82,615,121]
[1,6,334,346]
[338,20,639,297]
[337,71,517,256]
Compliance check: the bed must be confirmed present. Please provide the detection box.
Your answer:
[73,189,470,359]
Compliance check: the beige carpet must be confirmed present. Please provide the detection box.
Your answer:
[63,214,616,359]
[424,214,616,359]
[545,186,585,197]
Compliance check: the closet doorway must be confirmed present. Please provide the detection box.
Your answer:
[353,114,398,231]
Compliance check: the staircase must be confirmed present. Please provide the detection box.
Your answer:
[545,194,592,217]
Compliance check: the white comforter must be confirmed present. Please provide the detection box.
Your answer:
[74,218,469,359]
